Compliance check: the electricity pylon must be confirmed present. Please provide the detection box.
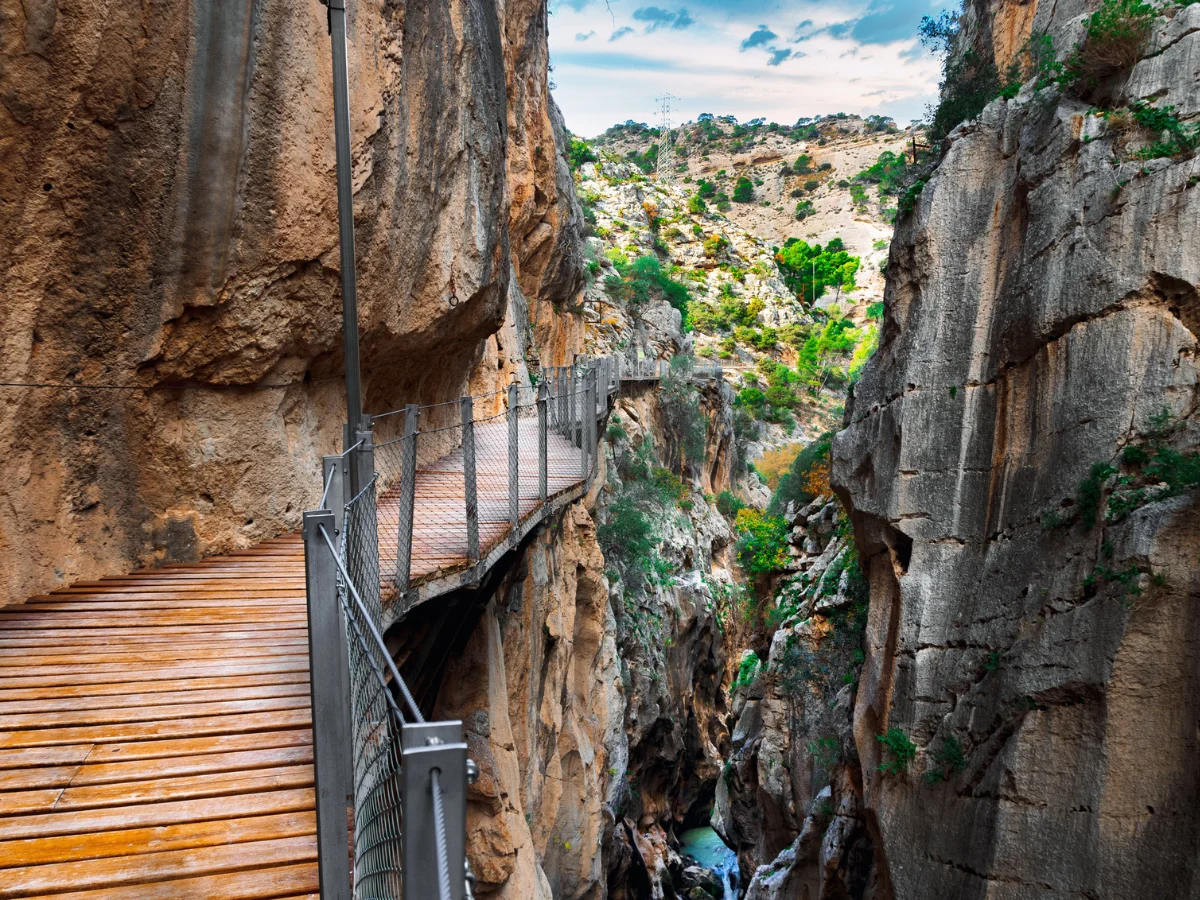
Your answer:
[656,94,678,183]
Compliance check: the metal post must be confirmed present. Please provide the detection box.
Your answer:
[321,455,348,537]
[396,404,419,593]
[401,720,469,900]
[354,422,374,498]
[302,510,353,900]
[587,368,598,479]
[559,367,569,437]
[578,366,587,479]
[462,396,480,563]
[320,0,363,449]
[566,366,576,446]
[538,381,549,504]
[507,384,520,530]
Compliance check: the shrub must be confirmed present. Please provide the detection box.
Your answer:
[756,444,803,489]
[568,137,598,170]
[731,652,762,692]
[804,179,820,192]
[716,491,744,518]
[897,180,925,217]
[794,153,813,173]
[866,301,884,319]
[1078,461,1117,528]
[1061,0,1156,94]
[733,177,755,203]
[771,433,834,512]
[604,255,692,328]
[704,234,730,257]
[877,728,917,776]
[794,200,815,220]
[688,195,708,215]
[734,509,790,577]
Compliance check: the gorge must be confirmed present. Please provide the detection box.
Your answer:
[0,0,1196,897]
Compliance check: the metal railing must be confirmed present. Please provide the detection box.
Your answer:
[300,356,621,899]
[369,359,616,614]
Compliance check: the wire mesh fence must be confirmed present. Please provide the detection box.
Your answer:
[302,357,619,900]
[369,363,612,607]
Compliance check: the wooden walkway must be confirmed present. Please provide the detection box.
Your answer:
[0,399,608,895]
[0,537,318,898]
[376,418,590,608]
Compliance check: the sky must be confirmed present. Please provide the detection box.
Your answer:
[548,0,953,137]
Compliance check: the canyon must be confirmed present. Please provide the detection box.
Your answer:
[0,0,1196,897]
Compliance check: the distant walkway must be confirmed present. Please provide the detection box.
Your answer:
[0,537,317,896]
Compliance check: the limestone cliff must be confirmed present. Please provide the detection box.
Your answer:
[833,0,1200,896]
[0,0,582,605]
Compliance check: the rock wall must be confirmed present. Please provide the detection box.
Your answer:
[833,1,1200,896]
[0,0,582,605]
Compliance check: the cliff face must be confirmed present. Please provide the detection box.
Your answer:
[833,1,1200,895]
[0,0,581,605]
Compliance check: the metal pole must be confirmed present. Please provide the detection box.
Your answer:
[462,397,479,563]
[396,404,419,594]
[302,510,353,900]
[507,384,519,530]
[321,0,363,449]
[538,381,549,504]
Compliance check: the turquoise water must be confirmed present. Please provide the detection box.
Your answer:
[679,826,739,899]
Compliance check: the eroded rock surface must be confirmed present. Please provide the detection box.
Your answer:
[833,1,1200,895]
[0,0,581,604]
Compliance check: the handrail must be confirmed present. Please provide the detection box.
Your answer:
[301,355,619,900]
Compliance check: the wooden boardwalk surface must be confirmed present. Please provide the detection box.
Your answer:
[0,410,601,896]
[0,537,318,898]
[377,418,589,588]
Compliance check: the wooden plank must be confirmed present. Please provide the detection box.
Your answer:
[0,835,316,897]
[0,682,310,715]
[0,674,309,703]
[0,707,313,749]
[0,811,316,870]
[71,745,313,786]
[53,764,313,812]
[0,788,316,842]
[20,862,318,899]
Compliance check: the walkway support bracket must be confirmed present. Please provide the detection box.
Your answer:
[302,509,353,900]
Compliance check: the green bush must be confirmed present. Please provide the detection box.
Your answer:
[688,195,708,215]
[731,652,762,692]
[804,179,820,192]
[794,200,815,220]
[568,137,598,170]
[734,509,790,577]
[604,255,692,328]
[1061,0,1156,94]
[1079,461,1117,528]
[733,177,755,203]
[877,728,917,776]
[855,150,912,198]
[771,432,833,512]
[704,234,730,257]
[716,491,744,518]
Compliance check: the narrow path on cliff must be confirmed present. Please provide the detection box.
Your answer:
[0,357,722,897]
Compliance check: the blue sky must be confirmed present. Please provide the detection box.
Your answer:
[548,0,951,136]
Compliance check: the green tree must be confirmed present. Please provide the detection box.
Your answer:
[733,177,755,203]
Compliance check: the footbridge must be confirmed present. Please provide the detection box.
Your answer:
[0,355,739,898]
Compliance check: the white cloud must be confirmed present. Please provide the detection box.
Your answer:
[548,0,942,136]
